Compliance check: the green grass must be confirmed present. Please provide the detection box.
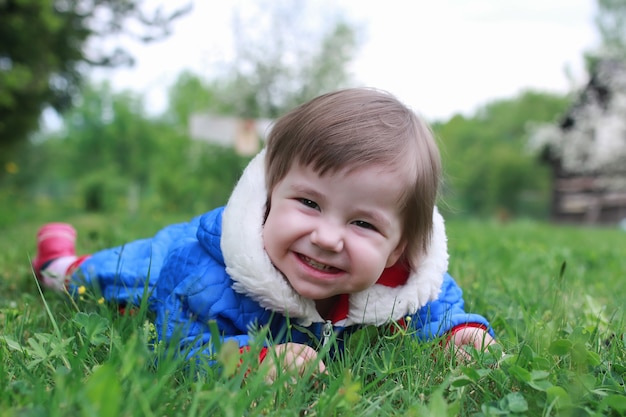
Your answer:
[1,213,625,416]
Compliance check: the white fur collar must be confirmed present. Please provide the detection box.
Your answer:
[221,150,448,326]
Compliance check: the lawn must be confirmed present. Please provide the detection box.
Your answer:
[1,213,625,416]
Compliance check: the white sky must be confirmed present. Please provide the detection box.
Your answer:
[92,0,599,122]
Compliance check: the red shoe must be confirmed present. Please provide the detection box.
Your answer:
[32,223,77,283]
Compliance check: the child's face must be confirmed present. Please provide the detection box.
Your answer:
[263,162,407,304]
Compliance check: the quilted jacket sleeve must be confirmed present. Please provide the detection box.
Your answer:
[72,216,203,307]
[154,237,270,363]
[410,272,494,340]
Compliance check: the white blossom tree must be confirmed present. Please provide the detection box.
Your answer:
[529,0,626,190]
[529,59,626,190]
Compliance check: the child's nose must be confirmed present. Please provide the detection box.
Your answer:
[310,221,343,252]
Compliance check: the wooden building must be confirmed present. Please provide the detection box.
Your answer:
[188,114,274,156]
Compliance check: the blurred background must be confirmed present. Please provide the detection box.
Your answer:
[2,0,625,228]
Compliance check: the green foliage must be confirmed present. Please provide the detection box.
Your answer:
[434,90,571,219]
[1,0,83,150]
[595,0,626,49]
[0,84,575,226]
[587,0,626,68]
[0,0,189,173]
[167,71,237,128]
[0,82,251,226]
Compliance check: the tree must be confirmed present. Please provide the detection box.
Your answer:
[218,0,361,119]
[36,82,170,212]
[529,0,626,183]
[436,90,570,218]
[0,0,190,172]
[5,80,251,215]
[529,60,626,179]
[166,71,237,128]
[594,0,626,56]
[584,0,626,71]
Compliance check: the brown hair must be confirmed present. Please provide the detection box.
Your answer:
[265,88,441,268]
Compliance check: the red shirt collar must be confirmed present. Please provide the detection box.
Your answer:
[325,262,410,323]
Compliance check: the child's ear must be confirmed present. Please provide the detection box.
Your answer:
[385,240,407,268]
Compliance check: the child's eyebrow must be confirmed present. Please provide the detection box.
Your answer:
[289,184,324,201]
[356,209,393,231]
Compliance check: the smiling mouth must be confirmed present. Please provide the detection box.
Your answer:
[299,254,342,273]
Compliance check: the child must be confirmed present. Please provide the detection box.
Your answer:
[32,88,495,377]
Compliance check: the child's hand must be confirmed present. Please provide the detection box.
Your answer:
[446,327,497,362]
[263,342,326,383]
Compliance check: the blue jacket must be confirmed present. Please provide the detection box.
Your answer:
[74,151,493,359]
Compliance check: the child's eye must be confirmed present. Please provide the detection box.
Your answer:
[297,198,319,210]
[352,220,377,231]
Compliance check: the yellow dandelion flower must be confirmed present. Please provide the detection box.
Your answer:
[78,286,86,295]
[5,162,18,174]
[97,297,105,304]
